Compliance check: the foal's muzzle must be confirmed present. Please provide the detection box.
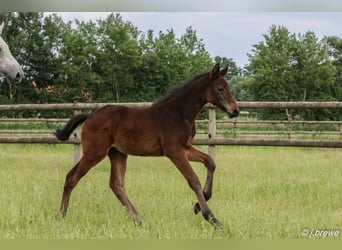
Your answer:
[228,109,240,118]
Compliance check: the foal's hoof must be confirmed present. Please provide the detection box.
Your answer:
[209,217,223,230]
[55,211,66,220]
[133,217,143,227]
[194,202,201,214]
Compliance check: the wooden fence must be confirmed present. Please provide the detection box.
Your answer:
[0,102,341,163]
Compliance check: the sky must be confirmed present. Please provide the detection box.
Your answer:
[49,12,342,68]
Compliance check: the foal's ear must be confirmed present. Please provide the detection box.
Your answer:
[220,66,229,76]
[209,63,220,78]
[0,23,4,35]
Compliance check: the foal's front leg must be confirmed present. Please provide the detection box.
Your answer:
[186,145,216,214]
[166,149,221,228]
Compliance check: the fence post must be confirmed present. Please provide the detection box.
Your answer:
[285,109,292,139]
[208,107,216,160]
[73,110,82,164]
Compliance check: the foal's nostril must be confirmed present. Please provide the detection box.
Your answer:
[228,109,240,118]
[229,109,239,118]
[15,72,21,79]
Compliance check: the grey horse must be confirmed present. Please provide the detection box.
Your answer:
[0,23,23,83]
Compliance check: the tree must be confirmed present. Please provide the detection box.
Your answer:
[247,25,337,120]
[248,25,297,103]
[325,36,342,100]
[178,26,213,77]
[137,29,183,101]
[95,13,142,102]
[293,32,336,102]
[137,27,212,102]
[58,18,102,102]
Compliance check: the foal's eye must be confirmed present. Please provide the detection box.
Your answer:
[218,86,224,92]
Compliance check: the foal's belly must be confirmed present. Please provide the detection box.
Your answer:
[112,132,163,156]
[110,106,167,156]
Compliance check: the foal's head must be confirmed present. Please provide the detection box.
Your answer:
[205,63,239,118]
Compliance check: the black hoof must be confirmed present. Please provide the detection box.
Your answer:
[194,202,201,214]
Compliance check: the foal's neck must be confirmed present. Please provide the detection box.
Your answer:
[165,76,208,124]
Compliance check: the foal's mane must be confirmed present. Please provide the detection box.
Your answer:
[153,71,209,105]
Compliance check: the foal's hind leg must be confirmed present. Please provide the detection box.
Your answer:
[60,151,106,218]
[186,145,216,214]
[108,147,141,225]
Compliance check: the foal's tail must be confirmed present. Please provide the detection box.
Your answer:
[55,114,89,141]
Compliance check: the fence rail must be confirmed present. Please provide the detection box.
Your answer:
[0,101,342,111]
[1,137,342,147]
[0,102,341,163]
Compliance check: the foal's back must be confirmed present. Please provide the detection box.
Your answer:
[82,104,188,157]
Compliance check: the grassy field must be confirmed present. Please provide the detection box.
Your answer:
[0,144,341,239]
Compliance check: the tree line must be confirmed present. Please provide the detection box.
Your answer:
[0,13,341,120]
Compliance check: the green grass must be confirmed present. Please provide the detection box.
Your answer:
[0,144,341,239]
